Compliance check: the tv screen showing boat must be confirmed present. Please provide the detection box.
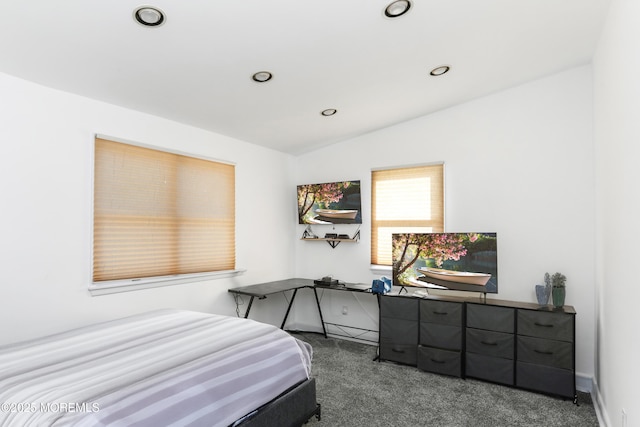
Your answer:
[297,180,362,224]
[392,232,498,294]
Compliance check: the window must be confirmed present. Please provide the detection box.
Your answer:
[371,164,444,266]
[93,137,235,283]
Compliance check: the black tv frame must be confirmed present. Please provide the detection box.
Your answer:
[297,180,362,225]
[392,232,498,295]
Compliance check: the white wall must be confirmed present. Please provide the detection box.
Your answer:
[293,66,596,383]
[593,1,640,426]
[0,72,296,345]
[0,58,604,409]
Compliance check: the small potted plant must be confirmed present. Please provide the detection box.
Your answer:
[551,272,567,308]
[535,273,552,305]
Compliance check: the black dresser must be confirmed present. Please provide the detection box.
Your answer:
[418,299,464,377]
[378,294,577,402]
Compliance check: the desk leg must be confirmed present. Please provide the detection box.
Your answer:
[281,288,298,330]
[244,296,255,318]
[373,293,380,361]
[313,288,328,338]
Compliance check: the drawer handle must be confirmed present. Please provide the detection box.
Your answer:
[534,322,554,328]
[392,348,406,354]
[430,358,445,364]
[534,349,554,355]
[481,341,498,346]
[433,311,448,315]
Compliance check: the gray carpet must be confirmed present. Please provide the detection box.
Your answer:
[297,332,599,427]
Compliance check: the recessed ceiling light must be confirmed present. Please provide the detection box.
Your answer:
[430,65,451,76]
[252,71,273,83]
[321,109,337,116]
[134,6,165,27]
[385,0,411,18]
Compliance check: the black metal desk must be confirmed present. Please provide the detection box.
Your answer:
[228,278,371,338]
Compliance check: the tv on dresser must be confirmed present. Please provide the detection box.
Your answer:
[392,232,498,294]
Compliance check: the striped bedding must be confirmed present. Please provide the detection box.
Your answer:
[0,309,312,427]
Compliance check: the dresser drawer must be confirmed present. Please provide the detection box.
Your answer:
[380,343,417,365]
[420,323,462,350]
[516,361,575,398]
[380,296,419,321]
[466,352,514,385]
[418,346,462,377]
[380,318,418,345]
[466,328,514,359]
[467,304,514,333]
[517,310,573,342]
[420,300,463,326]
[517,336,573,370]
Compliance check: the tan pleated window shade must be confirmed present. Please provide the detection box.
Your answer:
[371,164,444,266]
[93,137,235,282]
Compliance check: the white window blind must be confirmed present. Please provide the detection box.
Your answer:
[371,164,444,265]
[93,137,235,282]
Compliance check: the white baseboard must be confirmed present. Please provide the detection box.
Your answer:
[590,377,611,427]
[576,373,592,393]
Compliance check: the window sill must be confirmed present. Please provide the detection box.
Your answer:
[370,264,392,275]
[89,269,246,296]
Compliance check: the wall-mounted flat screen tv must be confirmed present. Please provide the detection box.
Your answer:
[297,180,362,224]
[392,232,498,294]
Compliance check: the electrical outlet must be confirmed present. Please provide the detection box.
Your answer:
[622,408,627,427]
[342,305,348,315]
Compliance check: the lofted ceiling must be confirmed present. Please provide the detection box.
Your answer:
[0,1,610,154]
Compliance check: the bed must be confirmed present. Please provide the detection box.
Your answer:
[0,309,321,427]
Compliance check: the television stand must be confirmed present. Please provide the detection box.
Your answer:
[378,294,577,403]
[478,292,487,303]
